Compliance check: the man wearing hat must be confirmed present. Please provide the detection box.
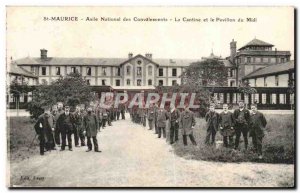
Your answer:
[83,106,101,152]
[57,106,75,151]
[34,107,55,155]
[233,100,250,150]
[73,105,85,146]
[54,102,64,146]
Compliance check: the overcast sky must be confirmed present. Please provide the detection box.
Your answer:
[6,7,294,61]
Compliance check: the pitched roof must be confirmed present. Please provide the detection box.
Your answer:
[14,57,127,66]
[14,56,199,67]
[238,38,274,50]
[8,62,37,78]
[243,60,294,79]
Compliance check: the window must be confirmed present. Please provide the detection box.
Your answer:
[268,58,271,63]
[238,58,241,64]
[126,79,131,86]
[230,81,235,87]
[158,80,163,86]
[87,67,91,76]
[159,68,163,76]
[137,79,141,86]
[172,68,177,77]
[148,79,152,86]
[126,66,131,75]
[172,80,177,86]
[56,67,61,75]
[41,67,46,75]
[116,67,121,76]
[264,77,267,87]
[148,66,153,76]
[271,94,277,104]
[247,57,251,63]
[275,75,279,86]
[260,57,263,63]
[137,60,142,65]
[86,79,90,85]
[116,80,120,86]
[279,94,286,104]
[281,58,285,63]
[71,67,76,73]
[262,93,267,104]
[102,80,106,86]
[137,67,142,76]
[102,67,107,76]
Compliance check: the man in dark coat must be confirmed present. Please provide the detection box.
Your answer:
[53,102,64,146]
[83,107,101,152]
[147,105,155,130]
[219,103,235,148]
[204,104,219,145]
[120,104,126,120]
[153,104,159,134]
[57,106,75,151]
[157,107,169,138]
[249,104,267,159]
[169,105,181,144]
[73,105,85,146]
[179,105,197,146]
[233,100,250,150]
[34,108,55,155]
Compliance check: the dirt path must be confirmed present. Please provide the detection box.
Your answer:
[9,114,294,187]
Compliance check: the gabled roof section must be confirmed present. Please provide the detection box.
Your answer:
[238,38,274,51]
[8,62,37,78]
[243,60,294,79]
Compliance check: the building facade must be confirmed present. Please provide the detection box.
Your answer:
[14,50,198,89]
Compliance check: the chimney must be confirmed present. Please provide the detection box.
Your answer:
[230,39,237,62]
[40,49,48,59]
[145,53,152,60]
[128,52,133,59]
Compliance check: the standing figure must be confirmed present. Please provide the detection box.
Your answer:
[34,108,55,155]
[205,104,219,145]
[233,100,250,150]
[83,107,101,152]
[54,102,64,146]
[116,106,121,120]
[107,107,112,126]
[120,103,126,120]
[169,105,181,144]
[249,104,267,159]
[141,108,147,127]
[147,105,155,130]
[57,106,75,151]
[73,105,86,146]
[153,104,159,134]
[219,104,235,148]
[179,105,197,146]
[157,107,169,138]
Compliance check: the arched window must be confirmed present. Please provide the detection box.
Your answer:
[148,79,152,86]
[148,66,153,76]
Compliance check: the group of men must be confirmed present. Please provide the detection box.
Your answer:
[204,101,267,159]
[34,102,126,155]
[130,104,197,145]
[129,100,267,159]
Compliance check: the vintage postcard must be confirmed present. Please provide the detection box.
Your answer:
[6,6,295,188]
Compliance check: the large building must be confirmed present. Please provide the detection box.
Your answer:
[13,50,198,89]
[9,38,294,109]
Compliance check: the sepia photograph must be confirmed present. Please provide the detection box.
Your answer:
[6,6,295,188]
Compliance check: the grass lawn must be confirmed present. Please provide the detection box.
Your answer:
[170,114,294,164]
[8,116,39,162]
